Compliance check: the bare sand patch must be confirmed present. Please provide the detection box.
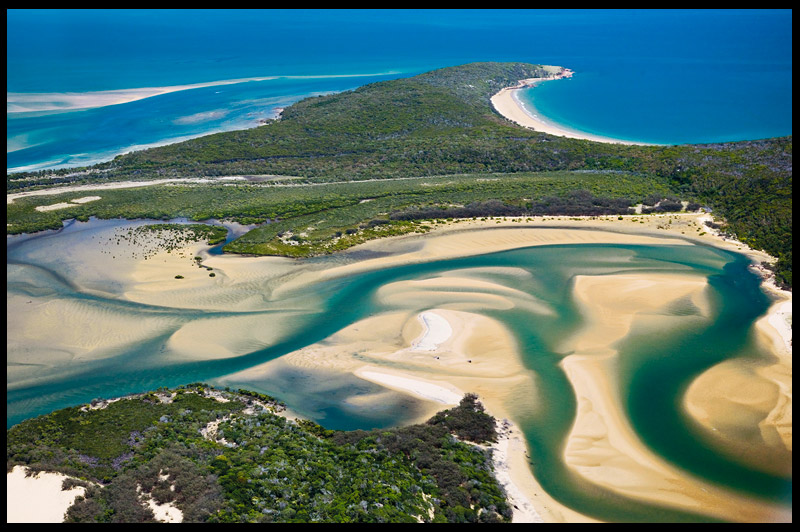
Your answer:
[34,202,74,212]
[7,465,87,523]
[70,195,102,204]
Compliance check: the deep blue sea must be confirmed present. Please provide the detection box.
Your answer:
[7,9,792,172]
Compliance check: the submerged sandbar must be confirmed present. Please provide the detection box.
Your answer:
[6,212,791,523]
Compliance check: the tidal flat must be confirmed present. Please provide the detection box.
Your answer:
[6,214,792,522]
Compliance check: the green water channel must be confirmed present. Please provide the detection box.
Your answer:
[6,222,790,521]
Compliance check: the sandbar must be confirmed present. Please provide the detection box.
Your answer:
[7,210,791,523]
[6,77,278,114]
[561,273,790,522]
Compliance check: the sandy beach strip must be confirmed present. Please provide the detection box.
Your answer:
[490,72,657,146]
[7,465,87,523]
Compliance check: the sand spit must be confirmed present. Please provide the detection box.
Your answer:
[491,72,657,145]
[6,465,87,523]
[6,77,279,114]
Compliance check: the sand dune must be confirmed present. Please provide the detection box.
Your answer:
[7,466,87,523]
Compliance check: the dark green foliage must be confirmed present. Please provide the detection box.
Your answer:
[427,394,498,443]
[330,393,510,522]
[6,386,243,482]
[7,387,511,523]
[6,62,791,286]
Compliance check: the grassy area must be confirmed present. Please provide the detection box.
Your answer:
[6,62,792,286]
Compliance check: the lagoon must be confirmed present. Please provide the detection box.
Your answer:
[6,216,791,521]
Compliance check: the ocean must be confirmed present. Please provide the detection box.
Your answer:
[7,9,792,172]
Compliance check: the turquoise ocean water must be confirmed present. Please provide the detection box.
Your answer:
[6,10,793,522]
[7,9,792,172]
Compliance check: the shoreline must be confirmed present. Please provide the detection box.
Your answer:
[7,212,791,523]
[491,70,660,146]
[6,71,400,115]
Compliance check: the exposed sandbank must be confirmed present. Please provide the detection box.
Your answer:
[7,211,790,522]
[6,77,279,114]
[683,296,792,477]
[491,72,658,146]
[561,273,790,522]
[7,71,401,115]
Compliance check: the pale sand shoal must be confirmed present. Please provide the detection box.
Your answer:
[7,77,278,114]
[683,296,792,477]
[561,273,790,522]
[490,77,657,145]
[9,212,790,522]
[7,465,87,523]
[218,301,593,523]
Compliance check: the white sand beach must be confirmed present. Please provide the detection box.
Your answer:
[491,71,657,145]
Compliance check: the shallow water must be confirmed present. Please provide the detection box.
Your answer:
[6,218,791,521]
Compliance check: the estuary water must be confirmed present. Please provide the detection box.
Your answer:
[7,9,792,172]
[6,218,791,522]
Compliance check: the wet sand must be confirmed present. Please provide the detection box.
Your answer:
[7,212,791,522]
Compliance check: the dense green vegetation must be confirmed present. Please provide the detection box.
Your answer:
[7,386,511,523]
[6,62,791,286]
[6,171,677,255]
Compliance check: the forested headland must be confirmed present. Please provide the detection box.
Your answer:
[7,62,791,287]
